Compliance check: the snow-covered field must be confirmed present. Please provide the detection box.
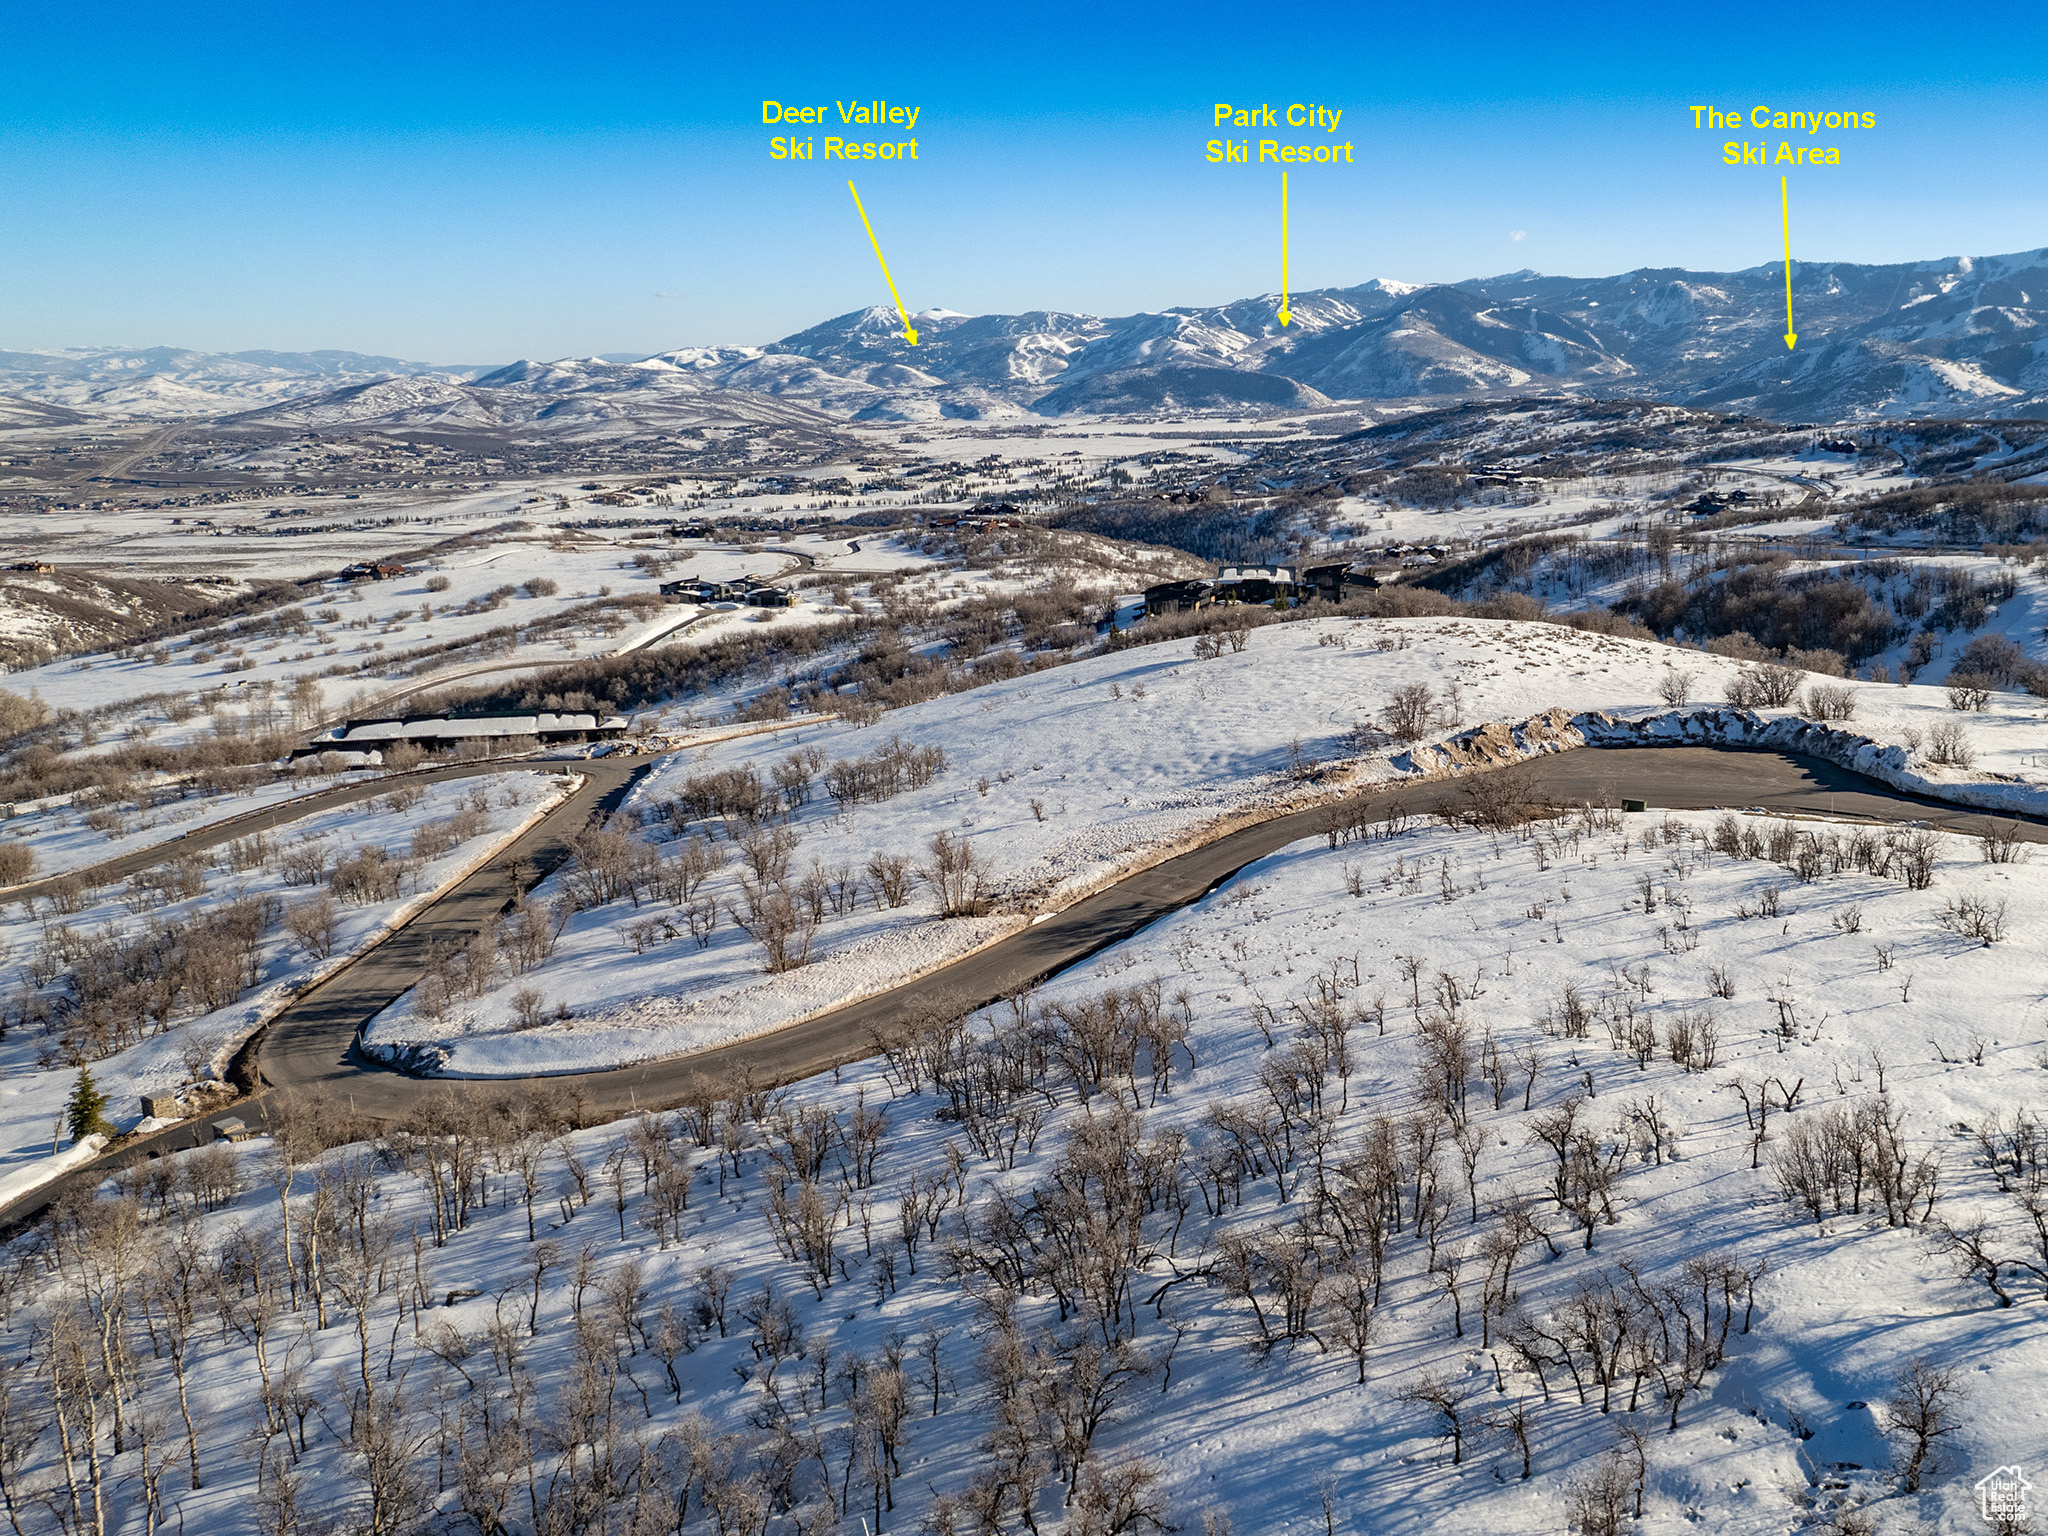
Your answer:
[0,539,792,746]
[0,766,377,882]
[0,770,573,1196]
[14,804,2044,1534]
[0,524,1004,773]
[364,615,2048,1077]
[1335,447,1908,551]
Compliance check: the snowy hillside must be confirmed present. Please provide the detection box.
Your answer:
[10,798,2045,1535]
[363,615,2048,1078]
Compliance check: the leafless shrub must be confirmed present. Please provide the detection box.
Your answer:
[822,736,946,811]
[738,825,799,885]
[1564,1447,1638,1536]
[1775,1101,1939,1227]
[919,831,991,917]
[0,688,51,743]
[329,845,402,904]
[1977,820,2030,864]
[0,843,33,885]
[284,892,339,959]
[384,781,427,813]
[1380,682,1436,742]
[511,985,553,1030]
[1395,1371,1472,1464]
[1893,829,1939,889]
[278,843,329,888]
[1656,668,1695,707]
[730,883,818,972]
[618,914,679,954]
[1068,1459,1173,1536]
[1666,1009,1718,1072]
[1925,719,1975,767]
[664,765,769,827]
[1936,893,2007,944]
[865,852,912,909]
[771,747,825,810]
[411,807,487,863]
[683,895,719,946]
[1727,662,1803,709]
[561,825,651,910]
[646,834,723,905]
[1543,980,1592,1039]
[1799,682,1857,722]
[1946,672,1993,712]
[29,889,280,1062]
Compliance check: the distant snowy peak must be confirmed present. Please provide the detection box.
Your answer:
[718,247,2048,418]
[11,248,2048,429]
[647,346,767,374]
[223,356,839,437]
[0,345,481,419]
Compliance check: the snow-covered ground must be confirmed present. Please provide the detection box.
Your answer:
[0,769,574,1194]
[0,539,794,746]
[364,615,2048,1077]
[1334,447,1909,551]
[0,526,992,773]
[18,804,2045,1535]
[0,765,378,882]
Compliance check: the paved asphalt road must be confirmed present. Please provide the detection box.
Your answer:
[3,743,2040,1232]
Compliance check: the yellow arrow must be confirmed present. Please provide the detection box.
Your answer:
[1780,176,1797,350]
[847,181,917,346]
[1278,173,1292,327]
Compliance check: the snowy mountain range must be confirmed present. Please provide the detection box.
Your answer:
[0,346,493,418]
[5,248,2045,429]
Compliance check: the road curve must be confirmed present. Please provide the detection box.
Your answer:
[2,743,2041,1232]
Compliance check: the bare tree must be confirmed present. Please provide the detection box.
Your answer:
[1069,1458,1173,1535]
[1381,683,1436,742]
[283,892,340,960]
[1946,673,1993,712]
[730,883,819,973]
[1395,1370,1472,1464]
[866,852,913,909]
[1656,668,1695,707]
[1926,718,1976,767]
[919,831,992,918]
[1490,1397,1534,1481]
[1800,682,1857,722]
[1881,1358,1966,1492]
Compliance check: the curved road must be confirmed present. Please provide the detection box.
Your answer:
[3,743,2042,1232]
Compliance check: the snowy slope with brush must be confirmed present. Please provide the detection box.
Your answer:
[363,615,2048,1077]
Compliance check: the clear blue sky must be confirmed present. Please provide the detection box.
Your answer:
[3,0,2042,363]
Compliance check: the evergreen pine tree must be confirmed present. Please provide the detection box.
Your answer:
[65,1066,110,1143]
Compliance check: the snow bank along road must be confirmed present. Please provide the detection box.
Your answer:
[3,742,2041,1234]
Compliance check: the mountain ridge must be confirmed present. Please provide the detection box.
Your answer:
[5,248,2044,428]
